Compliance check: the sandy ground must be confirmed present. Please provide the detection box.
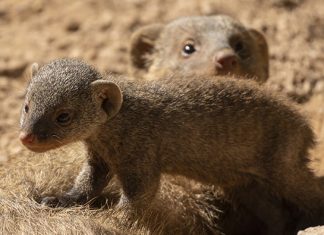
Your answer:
[0,0,323,233]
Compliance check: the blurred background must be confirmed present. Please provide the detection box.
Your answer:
[0,0,323,173]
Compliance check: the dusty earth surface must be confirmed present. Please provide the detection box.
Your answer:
[0,0,323,234]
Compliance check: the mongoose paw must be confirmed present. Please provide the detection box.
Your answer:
[41,194,84,208]
[116,193,130,208]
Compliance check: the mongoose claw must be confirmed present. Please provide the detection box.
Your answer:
[41,196,61,207]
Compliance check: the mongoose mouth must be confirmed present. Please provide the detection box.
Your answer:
[19,132,63,153]
[21,142,62,153]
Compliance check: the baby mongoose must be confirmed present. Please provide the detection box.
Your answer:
[129,15,269,83]
[20,59,323,234]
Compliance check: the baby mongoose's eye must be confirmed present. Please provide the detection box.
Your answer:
[56,112,71,125]
[24,104,29,113]
[182,41,196,57]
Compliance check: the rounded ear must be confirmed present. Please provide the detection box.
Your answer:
[128,24,164,77]
[31,63,39,77]
[91,80,123,119]
[248,29,269,80]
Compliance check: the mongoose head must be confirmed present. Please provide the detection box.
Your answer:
[19,58,122,153]
[129,15,269,83]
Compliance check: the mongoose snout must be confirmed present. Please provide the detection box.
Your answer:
[19,132,35,145]
[19,107,77,152]
[213,49,239,74]
[19,131,62,153]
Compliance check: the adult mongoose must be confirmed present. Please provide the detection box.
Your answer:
[20,58,322,234]
[129,14,272,233]
[129,15,268,83]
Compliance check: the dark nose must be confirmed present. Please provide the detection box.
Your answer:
[214,50,238,72]
[19,132,35,145]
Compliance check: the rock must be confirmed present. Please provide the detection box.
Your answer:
[298,226,324,235]
[66,21,80,32]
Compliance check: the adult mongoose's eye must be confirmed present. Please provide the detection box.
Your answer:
[182,42,196,57]
[24,104,29,113]
[56,112,71,125]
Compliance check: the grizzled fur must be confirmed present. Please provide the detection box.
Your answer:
[20,59,323,234]
[129,15,269,83]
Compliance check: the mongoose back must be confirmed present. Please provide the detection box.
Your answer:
[129,15,269,83]
[20,59,323,234]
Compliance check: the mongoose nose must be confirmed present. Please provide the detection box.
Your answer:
[19,132,35,145]
[214,50,238,72]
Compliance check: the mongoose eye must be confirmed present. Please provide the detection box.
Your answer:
[56,112,71,125]
[182,41,196,57]
[234,41,244,52]
[24,104,29,113]
[230,36,249,59]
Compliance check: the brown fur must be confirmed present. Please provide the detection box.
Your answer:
[128,15,269,83]
[19,58,324,234]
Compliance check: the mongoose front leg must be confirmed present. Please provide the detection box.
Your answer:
[41,150,111,207]
[116,162,161,211]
